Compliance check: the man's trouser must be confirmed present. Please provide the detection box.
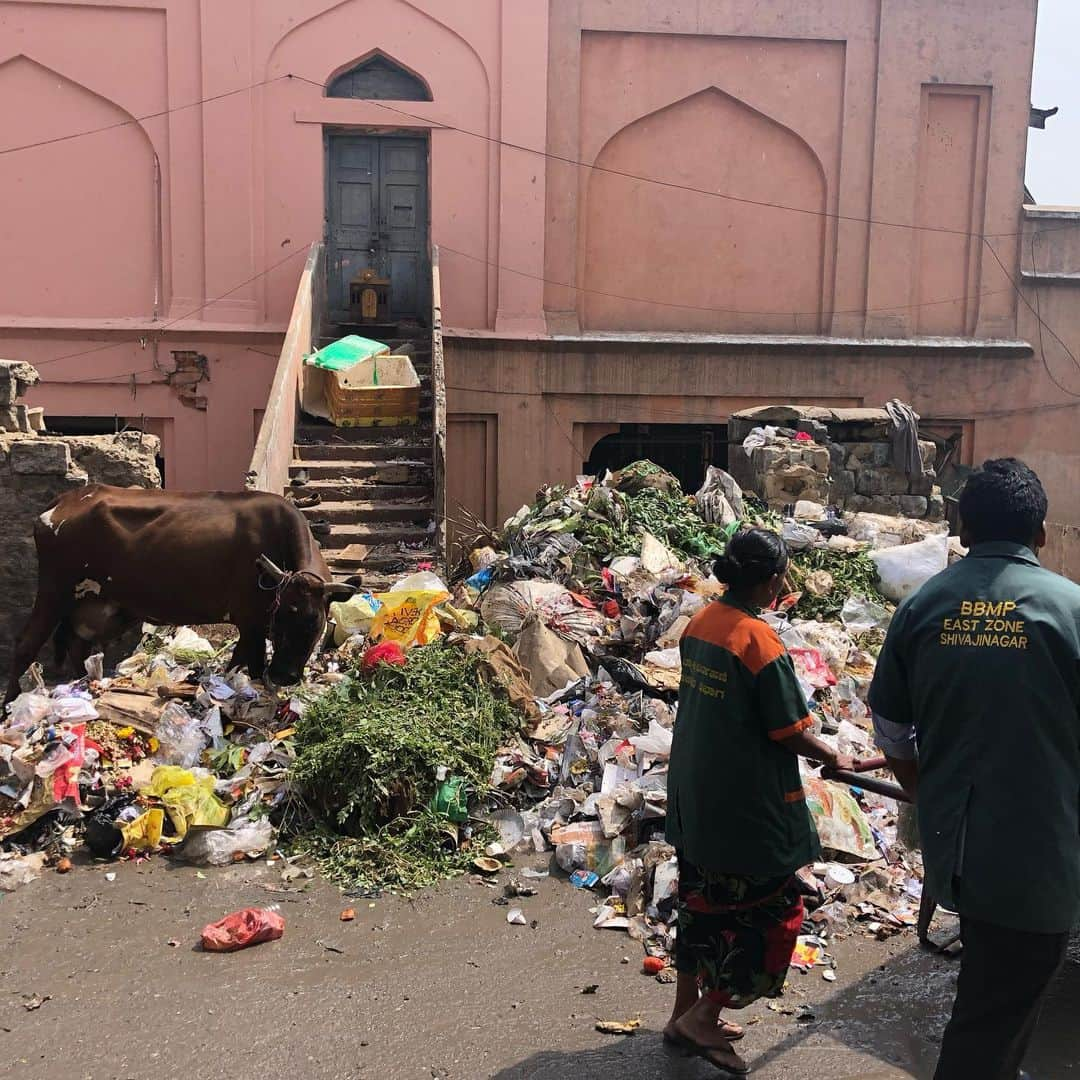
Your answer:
[933,915,1068,1079]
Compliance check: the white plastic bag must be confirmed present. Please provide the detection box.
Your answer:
[5,692,52,731]
[870,534,949,601]
[629,718,674,758]
[782,520,820,552]
[172,819,276,865]
[840,595,893,633]
[154,701,208,768]
[391,570,449,594]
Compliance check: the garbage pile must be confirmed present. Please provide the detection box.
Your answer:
[0,626,302,889]
[2,457,958,981]
[445,461,958,967]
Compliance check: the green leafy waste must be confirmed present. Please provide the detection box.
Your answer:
[788,546,887,621]
[289,642,520,892]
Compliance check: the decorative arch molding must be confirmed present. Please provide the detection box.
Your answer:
[265,0,489,97]
[326,49,432,100]
[580,86,828,333]
[0,54,159,318]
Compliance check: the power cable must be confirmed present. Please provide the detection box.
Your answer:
[0,75,293,157]
[289,75,1070,244]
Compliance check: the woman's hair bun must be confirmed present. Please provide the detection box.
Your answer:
[713,528,789,590]
[712,552,740,585]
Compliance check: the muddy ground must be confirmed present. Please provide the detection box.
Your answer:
[1,854,1076,1079]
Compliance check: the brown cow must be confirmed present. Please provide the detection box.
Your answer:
[4,485,355,703]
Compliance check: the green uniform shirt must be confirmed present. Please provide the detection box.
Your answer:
[667,597,822,876]
[870,542,1080,933]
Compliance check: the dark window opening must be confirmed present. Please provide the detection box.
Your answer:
[585,423,728,495]
[327,54,432,101]
[45,415,165,487]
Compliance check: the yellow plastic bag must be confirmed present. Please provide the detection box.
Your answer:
[370,590,451,648]
[144,765,230,838]
[120,808,165,850]
[330,592,382,646]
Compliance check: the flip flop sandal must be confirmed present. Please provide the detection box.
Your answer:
[664,1025,745,1051]
[287,492,322,509]
[308,519,331,538]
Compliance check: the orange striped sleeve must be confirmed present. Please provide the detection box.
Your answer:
[768,715,815,741]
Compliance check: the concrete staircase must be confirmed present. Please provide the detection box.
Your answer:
[289,324,438,590]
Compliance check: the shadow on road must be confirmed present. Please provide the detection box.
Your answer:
[494,940,1080,1080]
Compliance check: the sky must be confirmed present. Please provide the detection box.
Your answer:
[1026,0,1080,205]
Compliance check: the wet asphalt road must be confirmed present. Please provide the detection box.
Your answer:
[1,854,1076,1079]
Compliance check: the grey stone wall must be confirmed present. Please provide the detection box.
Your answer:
[729,404,944,521]
[0,361,161,679]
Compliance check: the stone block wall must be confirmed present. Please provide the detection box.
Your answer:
[729,404,944,520]
[0,360,161,679]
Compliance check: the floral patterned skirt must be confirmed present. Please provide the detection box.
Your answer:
[674,854,804,1008]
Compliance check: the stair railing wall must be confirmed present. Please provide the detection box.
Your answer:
[246,242,325,494]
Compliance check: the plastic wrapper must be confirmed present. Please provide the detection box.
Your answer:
[781,520,821,552]
[164,627,216,663]
[154,701,208,768]
[200,907,284,952]
[119,808,165,851]
[694,466,743,525]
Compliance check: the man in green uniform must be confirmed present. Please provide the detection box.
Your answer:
[870,458,1079,1079]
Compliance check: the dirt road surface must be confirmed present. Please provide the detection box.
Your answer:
[2,855,1076,1079]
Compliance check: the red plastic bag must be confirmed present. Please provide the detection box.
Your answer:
[200,907,285,952]
[361,641,408,674]
[789,647,837,689]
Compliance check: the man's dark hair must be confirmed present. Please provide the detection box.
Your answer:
[958,458,1047,546]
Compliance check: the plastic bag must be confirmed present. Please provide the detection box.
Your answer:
[164,627,216,663]
[694,466,744,525]
[330,592,382,646]
[50,693,98,722]
[173,819,275,865]
[552,821,627,877]
[840,595,893,634]
[119,807,165,851]
[390,570,449,594]
[370,589,450,648]
[804,778,878,860]
[154,701,208,768]
[781,520,820,552]
[200,907,284,952]
[870,534,949,602]
[0,850,47,892]
[789,648,837,690]
[629,717,674,758]
[6,692,52,731]
[145,765,230,838]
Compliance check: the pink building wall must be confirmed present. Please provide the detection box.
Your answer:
[3,0,1075,549]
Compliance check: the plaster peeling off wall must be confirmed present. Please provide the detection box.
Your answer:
[0,56,156,318]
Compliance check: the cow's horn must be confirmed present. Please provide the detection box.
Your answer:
[256,554,287,583]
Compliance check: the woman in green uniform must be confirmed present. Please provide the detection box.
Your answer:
[664,527,856,1075]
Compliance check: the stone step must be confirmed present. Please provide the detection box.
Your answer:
[289,459,432,482]
[302,500,433,525]
[293,441,430,461]
[296,421,433,445]
[294,479,432,501]
[318,523,433,549]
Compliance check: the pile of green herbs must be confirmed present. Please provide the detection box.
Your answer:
[788,546,887,621]
[289,642,520,892]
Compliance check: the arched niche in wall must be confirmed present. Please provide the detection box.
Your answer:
[581,87,827,335]
[0,55,157,318]
[326,52,432,100]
